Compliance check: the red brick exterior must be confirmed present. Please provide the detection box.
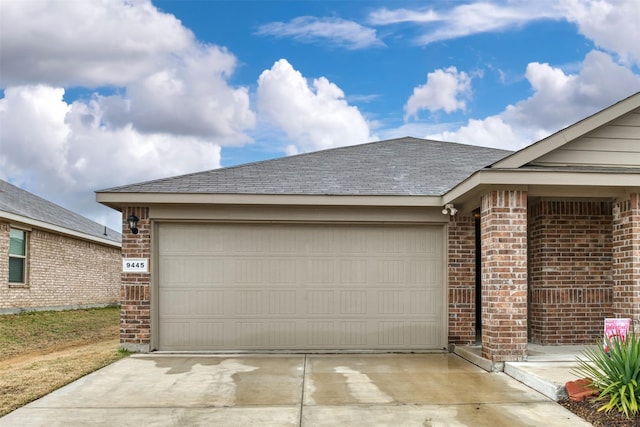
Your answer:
[120,207,151,352]
[612,193,640,333]
[481,190,528,362]
[528,200,613,344]
[448,214,477,345]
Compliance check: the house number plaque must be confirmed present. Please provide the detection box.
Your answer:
[122,258,148,272]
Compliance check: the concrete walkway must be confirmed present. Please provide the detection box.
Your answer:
[454,344,591,401]
[0,353,590,427]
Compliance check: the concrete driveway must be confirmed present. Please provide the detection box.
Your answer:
[1,353,590,427]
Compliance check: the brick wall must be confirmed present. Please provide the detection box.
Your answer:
[0,220,120,312]
[448,214,477,345]
[120,207,152,352]
[612,193,640,333]
[481,190,528,362]
[528,199,613,344]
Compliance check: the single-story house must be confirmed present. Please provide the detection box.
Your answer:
[97,92,640,362]
[1,179,121,314]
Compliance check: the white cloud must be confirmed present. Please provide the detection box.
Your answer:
[65,97,221,188]
[559,0,640,66]
[256,59,376,153]
[503,50,640,133]
[428,116,524,151]
[0,86,73,185]
[404,67,472,120]
[100,45,255,142]
[0,0,255,230]
[368,7,439,25]
[428,50,640,150]
[0,0,254,141]
[256,16,384,50]
[370,2,563,45]
[0,0,192,87]
[368,0,640,62]
[0,86,221,230]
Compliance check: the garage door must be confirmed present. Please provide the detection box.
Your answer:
[157,223,445,351]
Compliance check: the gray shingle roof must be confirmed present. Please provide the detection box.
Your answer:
[0,180,121,244]
[99,137,512,196]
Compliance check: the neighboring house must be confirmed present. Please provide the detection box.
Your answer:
[1,180,121,314]
[97,92,640,362]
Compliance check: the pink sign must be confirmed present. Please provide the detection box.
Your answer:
[604,318,631,352]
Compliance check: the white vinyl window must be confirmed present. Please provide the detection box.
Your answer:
[9,228,27,283]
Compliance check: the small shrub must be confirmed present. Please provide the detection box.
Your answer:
[573,331,640,418]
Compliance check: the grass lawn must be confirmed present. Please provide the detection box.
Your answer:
[0,307,127,417]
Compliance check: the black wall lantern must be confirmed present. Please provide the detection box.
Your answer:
[127,214,139,234]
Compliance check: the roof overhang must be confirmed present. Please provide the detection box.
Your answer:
[97,168,639,216]
[96,192,444,210]
[1,210,121,248]
[444,168,640,213]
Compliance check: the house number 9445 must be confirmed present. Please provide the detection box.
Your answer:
[122,258,148,272]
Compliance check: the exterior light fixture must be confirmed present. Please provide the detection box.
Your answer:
[441,203,458,216]
[127,214,139,234]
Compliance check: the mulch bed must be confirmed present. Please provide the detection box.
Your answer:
[559,398,640,426]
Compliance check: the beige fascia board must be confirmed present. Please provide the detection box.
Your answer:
[444,169,640,205]
[96,192,444,209]
[491,92,640,169]
[0,210,121,248]
[150,204,449,224]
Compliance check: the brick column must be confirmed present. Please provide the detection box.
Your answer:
[612,194,640,333]
[448,214,477,345]
[480,190,528,362]
[120,207,151,352]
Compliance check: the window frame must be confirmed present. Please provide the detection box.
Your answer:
[8,227,29,286]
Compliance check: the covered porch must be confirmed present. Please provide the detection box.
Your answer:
[446,92,640,362]
[449,190,639,363]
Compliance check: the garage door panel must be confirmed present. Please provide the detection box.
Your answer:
[338,290,367,314]
[268,290,298,314]
[338,259,368,283]
[233,228,300,254]
[378,289,439,314]
[233,258,300,284]
[160,289,226,316]
[378,321,440,346]
[160,258,225,285]
[159,318,443,350]
[158,223,444,351]
[159,226,226,254]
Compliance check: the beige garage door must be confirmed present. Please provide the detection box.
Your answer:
[157,223,445,351]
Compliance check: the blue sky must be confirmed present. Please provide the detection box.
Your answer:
[1,0,639,231]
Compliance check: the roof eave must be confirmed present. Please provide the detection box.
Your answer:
[1,210,121,248]
[444,168,640,210]
[96,192,444,210]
